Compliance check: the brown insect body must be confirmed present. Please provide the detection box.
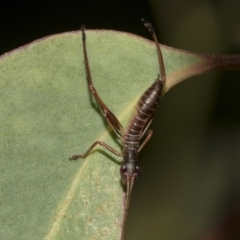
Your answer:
[120,79,164,206]
[120,79,164,224]
[70,19,166,240]
[125,79,163,137]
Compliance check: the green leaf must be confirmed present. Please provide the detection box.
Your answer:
[1,30,240,240]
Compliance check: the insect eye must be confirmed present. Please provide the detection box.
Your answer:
[120,165,127,174]
[135,165,141,174]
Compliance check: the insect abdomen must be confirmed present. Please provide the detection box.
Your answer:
[125,80,164,137]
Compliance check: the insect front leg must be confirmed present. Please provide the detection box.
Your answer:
[69,141,122,160]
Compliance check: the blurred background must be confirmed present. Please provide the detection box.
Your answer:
[1,0,240,239]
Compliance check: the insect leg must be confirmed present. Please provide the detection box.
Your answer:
[138,130,153,152]
[69,141,122,160]
[141,19,166,83]
[140,117,153,138]
[81,25,123,138]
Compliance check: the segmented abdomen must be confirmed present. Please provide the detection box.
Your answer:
[123,80,164,149]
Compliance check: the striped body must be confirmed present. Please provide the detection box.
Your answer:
[122,79,164,158]
[120,79,164,186]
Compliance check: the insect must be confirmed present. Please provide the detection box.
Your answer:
[70,19,166,240]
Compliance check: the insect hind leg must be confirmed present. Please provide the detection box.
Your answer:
[81,26,124,138]
[141,18,166,83]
